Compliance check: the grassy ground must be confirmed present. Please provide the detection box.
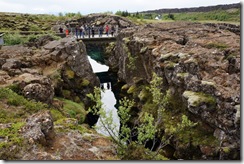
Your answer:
[126,8,240,25]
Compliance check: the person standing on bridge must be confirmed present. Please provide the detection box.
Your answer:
[105,25,109,36]
[115,25,119,36]
[59,27,63,33]
[65,28,69,37]
[111,25,115,37]
[99,26,103,37]
[91,25,95,38]
[84,24,88,37]
[79,25,84,38]
[75,25,79,38]
[88,25,91,38]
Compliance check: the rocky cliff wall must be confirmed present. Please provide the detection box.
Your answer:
[0,36,99,105]
[0,36,115,160]
[106,22,240,159]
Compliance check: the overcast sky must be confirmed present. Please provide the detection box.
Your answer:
[0,0,241,15]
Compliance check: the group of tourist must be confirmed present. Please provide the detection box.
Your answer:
[59,24,119,38]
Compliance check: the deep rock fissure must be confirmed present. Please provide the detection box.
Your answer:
[85,44,120,137]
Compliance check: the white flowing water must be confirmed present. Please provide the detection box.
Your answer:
[88,56,120,138]
[88,56,108,73]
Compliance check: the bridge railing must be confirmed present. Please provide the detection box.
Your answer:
[66,27,120,38]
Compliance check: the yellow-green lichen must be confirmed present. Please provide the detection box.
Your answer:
[122,37,130,44]
[65,68,75,79]
[140,47,148,54]
[164,61,177,69]
[127,85,136,94]
[176,72,189,78]
[183,91,216,107]
[121,84,129,90]
[105,42,116,54]
[61,90,71,99]
[222,147,230,153]
[201,80,216,87]
[80,79,90,87]
[138,88,150,102]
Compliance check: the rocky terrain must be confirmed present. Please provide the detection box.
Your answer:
[105,21,240,159]
[0,13,135,160]
[0,35,119,160]
[0,12,240,160]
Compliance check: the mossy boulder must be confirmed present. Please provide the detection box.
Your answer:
[183,91,216,107]
[183,90,216,114]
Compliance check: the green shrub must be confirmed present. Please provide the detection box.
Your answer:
[3,33,26,45]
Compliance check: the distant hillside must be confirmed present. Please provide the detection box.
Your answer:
[140,3,241,14]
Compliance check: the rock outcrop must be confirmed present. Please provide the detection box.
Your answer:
[0,36,99,105]
[21,110,55,146]
[106,22,240,160]
[15,111,117,160]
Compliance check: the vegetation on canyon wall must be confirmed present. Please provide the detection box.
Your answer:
[87,73,202,160]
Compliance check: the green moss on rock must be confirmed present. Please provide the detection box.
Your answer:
[50,109,65,122]
[62,90,71,99]
[138,88,150,102]
[54,118,88,133]
[183,91,216,107]
[127,85,136,94]
[65,68,75,79]
[140,47,148,54]
[164,61,177,69]
[122,37,130,44]
[176,73,189,78]
[57,98,87,124]
[205,42,228,50]
[80,79,90,87]
[0,122,25,149]
[121,84,129,90]
[105,42,116,54]
[222,147,230,153]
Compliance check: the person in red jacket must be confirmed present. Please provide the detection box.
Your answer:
[65,29,69,37]
[105,25,109,36]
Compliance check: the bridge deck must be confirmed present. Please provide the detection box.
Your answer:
[77,36,116,42]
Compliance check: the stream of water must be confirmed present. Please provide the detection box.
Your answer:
[88,56,120,137]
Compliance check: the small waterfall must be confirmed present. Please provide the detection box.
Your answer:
[88,56,120,137]
[88,56,108,73]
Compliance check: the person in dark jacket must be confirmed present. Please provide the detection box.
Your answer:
[91,25,95,37]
